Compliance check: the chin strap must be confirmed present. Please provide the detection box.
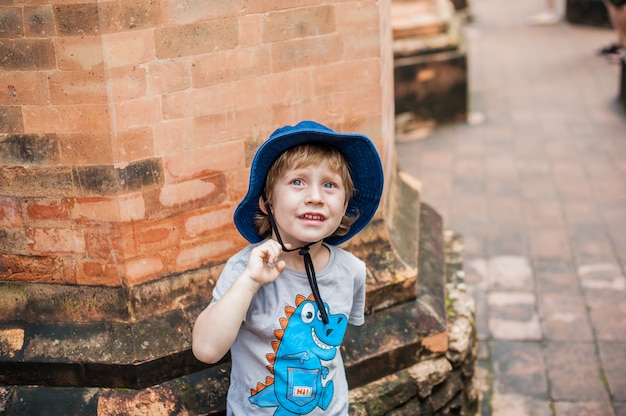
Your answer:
[262,194,329,325]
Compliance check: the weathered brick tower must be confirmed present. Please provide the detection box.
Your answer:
[1,1,477,414]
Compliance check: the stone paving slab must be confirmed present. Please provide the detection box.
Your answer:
[537,293,594,341]
[397,0,626,414]
[598,342,626,402]
[545,342,610,401]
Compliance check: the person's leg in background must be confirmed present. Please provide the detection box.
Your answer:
[599,0,626,62]
[528,0,560,25]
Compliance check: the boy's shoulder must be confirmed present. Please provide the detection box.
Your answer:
[228,241,261,261]
[326,244,365,269]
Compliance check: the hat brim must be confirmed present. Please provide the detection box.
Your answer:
[234,120,384,246]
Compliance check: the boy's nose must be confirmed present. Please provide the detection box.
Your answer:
[305,186,323,203]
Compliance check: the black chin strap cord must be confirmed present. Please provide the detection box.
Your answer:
[262,194,329,324]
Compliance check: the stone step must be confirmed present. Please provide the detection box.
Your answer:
[391,0,454,40]
[391,0,469,130]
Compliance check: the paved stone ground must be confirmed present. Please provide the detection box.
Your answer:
[397,0,626,415]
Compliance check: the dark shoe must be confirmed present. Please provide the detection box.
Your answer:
[605,47,626,64]
[597,43,623,56]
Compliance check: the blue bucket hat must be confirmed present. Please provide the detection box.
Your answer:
[234,120,384,246]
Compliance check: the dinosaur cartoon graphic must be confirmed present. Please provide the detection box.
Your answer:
[249,294,349,415]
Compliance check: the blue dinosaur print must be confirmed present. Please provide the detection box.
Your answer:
[249,294,348,415]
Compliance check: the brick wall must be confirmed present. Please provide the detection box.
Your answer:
[0,1,391,287]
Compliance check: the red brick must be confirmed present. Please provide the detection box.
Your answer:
[107,65,147,101]
[97,0,162,33]
[55,36,104,71]
[313,59,380,95]
[190,113,230,145]
[198,106,273,149]
[139,226,172,245]
[50,257,78,284]
[238,14,262,47]
[161,0,244,24]
[113,97,160,131]
[243,0,321,14]
[154,19,238,59]
[0,227,28,256]
[0,39,56,71]
[0,253,60,283]
[162,82,235,120]
[242,71,301,107]
[135,219,181,253]
[237,45,272,79]
[153,118,193,155]
[24,5,56,37]
[191,45,272,87]
[161,90,192,120]
[145,59,191,96]
[140,173,227,221]
[328,85,382,119]
[48,69,108,105]
[25,198,72,222]
[343,28,380,59]
[184,107,268,150]
[124,256,165,285]
[0,106,24,134]
[184,205,233,238]
[225,168,250,203]
[84,222,137,261]
[191,50,238,88]
[164,140,244,180]
[336,1,380,28]
[72,195,145,223]
[271,33,343,72]
[78,260,122,286]
[0,71,49,106]
[159,178,220,208]
[101,29,155,67]
[54,3,100,36]
[262,5,336,43]
[110,127,154,163]
[29,227,86,254]
[57,132,115,165]
[22,104,110,134]
[0,6,23,37]
[0,197,22,227]
[175,237,239,271]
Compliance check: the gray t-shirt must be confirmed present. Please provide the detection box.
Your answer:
[209,242,366,415]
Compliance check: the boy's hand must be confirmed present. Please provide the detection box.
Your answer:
[244,239,287,287]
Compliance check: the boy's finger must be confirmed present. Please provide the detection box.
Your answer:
[274,260,286,274]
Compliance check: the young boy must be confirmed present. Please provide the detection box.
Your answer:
[192,120,384,415]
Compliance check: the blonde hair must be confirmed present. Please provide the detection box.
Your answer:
[254,143,357,240]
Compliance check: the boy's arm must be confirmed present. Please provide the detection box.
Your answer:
[192,239,286,364]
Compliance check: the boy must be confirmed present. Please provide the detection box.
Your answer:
[192,120,384,415]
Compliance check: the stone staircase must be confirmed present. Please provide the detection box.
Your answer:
[393,0,469,139]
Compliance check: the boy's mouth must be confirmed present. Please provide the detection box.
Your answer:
[300,213,326,221]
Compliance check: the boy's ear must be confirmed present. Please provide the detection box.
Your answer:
[258,195,268,214]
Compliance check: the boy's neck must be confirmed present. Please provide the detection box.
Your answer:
[279,241,329,272]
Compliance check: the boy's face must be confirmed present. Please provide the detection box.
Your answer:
[265,159,348,247]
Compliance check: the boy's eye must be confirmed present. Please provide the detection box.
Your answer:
[291,179,303,186]
[323,182,335,189]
